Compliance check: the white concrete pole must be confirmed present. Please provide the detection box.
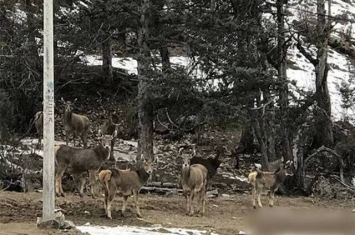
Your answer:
[42,0,55,221]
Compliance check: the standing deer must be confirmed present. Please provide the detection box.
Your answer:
[99,116,119,161]
[61,97,91,148]
[179,148,208,216]
[99,155,156,219]
[248,160,294,209]
[34,111,43,147]
[54,130,116,198]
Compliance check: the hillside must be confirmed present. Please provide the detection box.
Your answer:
[80,0,355,121]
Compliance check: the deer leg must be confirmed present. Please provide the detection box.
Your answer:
[269,190,275,207]
[78,175,86,198]
[59,174,65,196]
[37,132,42,149]
[106,185,116,219]
[121,195,128,216]
[65,130,70,146]
[196,191,202,215]
[133,190,142,218]
[110,139,115,160]
[202,192,206,215]
[73,133,76,147]
[257,188,263,208]
[184,190,189,215]
[88,170,97,199]
[55,167,65,197]
[81,131,88,149]
[201,183,206,215]
[103,188,108,215]
[252,187,257,209]
[189,191,194,216]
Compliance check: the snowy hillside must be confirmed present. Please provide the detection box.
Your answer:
[82,0,355,121]
[287,0,355,121]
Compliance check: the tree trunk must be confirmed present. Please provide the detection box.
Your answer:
[253,116,269,170]
[25,0,40,70]
[239,123,255,154]
[267,108,276,162]
[137,0,154,161]
[102,31,113,82]
[314,0,333,148]
[277,0,293,161]
[160,45,170,72]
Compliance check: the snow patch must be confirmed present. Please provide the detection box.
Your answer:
[77,225,218,235]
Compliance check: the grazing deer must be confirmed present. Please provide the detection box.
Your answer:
[248,160,294,209]
[99,156,156,219]
[61,97,91,148]
[54,130,116,198]
[179,148,208,216]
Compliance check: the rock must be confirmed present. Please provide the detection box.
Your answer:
[84,222,90,226]
[206,189,218,198]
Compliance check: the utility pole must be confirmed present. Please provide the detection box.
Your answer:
[42,0,55,222]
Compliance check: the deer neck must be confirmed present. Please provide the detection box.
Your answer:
[181,166,191,184]
[94,144,110,161]
[275,170,287,184]
[136,167,150,185]
[63,110,72,123]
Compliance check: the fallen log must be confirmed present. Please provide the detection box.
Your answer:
[140,186,182,195]
[144,181,179,188]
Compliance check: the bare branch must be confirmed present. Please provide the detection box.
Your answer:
[165,109,179,129]
[305,145,344,183]
[296,38,318,67]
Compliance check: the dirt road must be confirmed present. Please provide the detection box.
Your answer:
[0,191,351,235]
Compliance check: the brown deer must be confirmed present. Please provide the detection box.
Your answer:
[179,148,208,216]
[34,111,43,147]
[99,116,119,161]
[98,156,156,219]
[248,160,294,209]
[54,129,116,198]
[61,97,91,148]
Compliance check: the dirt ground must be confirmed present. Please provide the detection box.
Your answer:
[0,191,353,235]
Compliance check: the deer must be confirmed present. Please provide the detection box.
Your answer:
[98,155,156,219]
[248,160,294,209]
[54,129,117,198]
[190,145,229,180]
[179,148,208,216]
[61,97,91,148]
[99,116,119,161]
[34,111,43,147]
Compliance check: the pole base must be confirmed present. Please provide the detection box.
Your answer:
[37,209,75,230]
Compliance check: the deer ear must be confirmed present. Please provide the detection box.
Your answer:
[61,97,65,103]
[112,130,117,138]
[153,156,158,163]
[98,129,103,138]
[178,148,184,156]
[192,148,196,157]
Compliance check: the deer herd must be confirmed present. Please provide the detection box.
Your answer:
[32,98,294,219]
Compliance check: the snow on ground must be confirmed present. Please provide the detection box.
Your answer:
[77,225,218,235]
